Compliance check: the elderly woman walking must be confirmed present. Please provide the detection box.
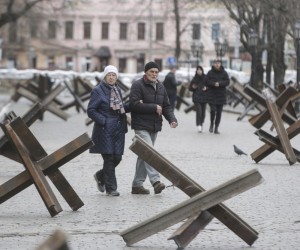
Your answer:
[87,65,129,196]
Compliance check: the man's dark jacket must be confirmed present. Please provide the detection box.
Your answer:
[205,65,229,105]
[129,76,177,132]
[163,71,178,96]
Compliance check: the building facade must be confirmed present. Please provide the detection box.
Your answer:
[0,0,244,73]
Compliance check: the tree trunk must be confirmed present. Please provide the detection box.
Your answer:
[173,0,181,61]
[272,13,288,87]
[250,49,264,90]
[272,43,286,87]
[266,47,272,85]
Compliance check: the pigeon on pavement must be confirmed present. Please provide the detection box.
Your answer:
[233,145,247,156]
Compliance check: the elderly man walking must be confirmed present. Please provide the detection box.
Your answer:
[129,61,178,195]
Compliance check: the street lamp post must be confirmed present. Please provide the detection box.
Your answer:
[248,31,258,47]
[186,52,191,82]
[214,38,228,64]
[294,20,300,89]
[191,40,204,66]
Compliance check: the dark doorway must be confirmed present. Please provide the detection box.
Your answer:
[95,46,111,71]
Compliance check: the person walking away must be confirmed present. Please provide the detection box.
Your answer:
[163,66,180,111]
[205,59,229,134]
[87,65,130,196]
[129,61,178,195]
[188,65,207,133]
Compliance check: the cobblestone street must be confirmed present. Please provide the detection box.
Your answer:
[1,95,300,250]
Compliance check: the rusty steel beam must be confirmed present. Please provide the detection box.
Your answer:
[1,115,92,213]
[10,116,48,161]
[0,103,43,149]
[251,120,300,163]
[1,120,62,217]
[60,93,90,111]
[16,85,69,121]
[253,129,300,162]
[263,89,297,165]
[129,135,259,247]
[184,103,196,113]
[237,102,257,121]
[244,85,266,106]
[121,168,263,247]
[246,85,298,128]
[36,229,69,250]
[0,133,92,210]
[76,76,95,93]
[63,80,87,113]
[175,85,189,110]
[0,103,44,162]
[168,211,212,249]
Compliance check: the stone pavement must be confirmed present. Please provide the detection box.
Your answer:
[1,95,300,250]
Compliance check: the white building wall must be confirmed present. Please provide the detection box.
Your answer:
[1,0,243,73]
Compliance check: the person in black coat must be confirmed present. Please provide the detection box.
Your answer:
[87,65,130,196]
[205,60,229,134]
[189,65,207,133]
[129,61,178,195]
[163,66,180,111]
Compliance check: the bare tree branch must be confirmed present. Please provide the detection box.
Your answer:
[0,0,44,27]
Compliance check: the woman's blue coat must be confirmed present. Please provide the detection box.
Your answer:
[87,81,128,155]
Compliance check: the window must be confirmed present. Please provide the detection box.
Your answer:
[48,21,56,39]
[212,23,220,40]
[7,58,17,69]
[29,48,36,68]
[82,57,92,71]
[30,20,38,38]
[101,22,109,39]
[31,56,37,68]
[9,23,17,43]
[66,56,73,70]
[137,22,145,40]
[83,21,91,39]
[118,58,127,72]
[120,22,127,40]
[48,56,55,69]
[65,21,74,39]
[154,59,162,70]
[136,53,145,72]
[192,23,201,40]
[156,22,164,40]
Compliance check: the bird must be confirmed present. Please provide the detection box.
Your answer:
[233,145,247,156]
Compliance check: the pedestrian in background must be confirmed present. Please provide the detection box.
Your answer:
[129,61,178,195]
[188,65,207,133]
[87,65,130,196]
[205,59,229,134]
[163,65,180,111]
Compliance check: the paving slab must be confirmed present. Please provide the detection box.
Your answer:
[1,95,300,250]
